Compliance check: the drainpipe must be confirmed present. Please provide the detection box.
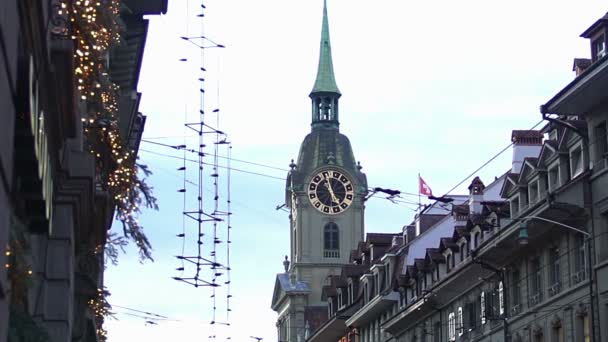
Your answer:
[540,112,596,342]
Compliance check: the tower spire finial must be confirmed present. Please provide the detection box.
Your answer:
[310,0,340,95]
[309,0,341,129]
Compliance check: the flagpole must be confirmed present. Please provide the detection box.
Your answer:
[418,172,421,212]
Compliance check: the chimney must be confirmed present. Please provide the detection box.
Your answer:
[392,235,404,248]
[511,130,543,173]
[468,177,485,215]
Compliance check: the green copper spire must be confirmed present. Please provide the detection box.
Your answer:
[310,0,340,95]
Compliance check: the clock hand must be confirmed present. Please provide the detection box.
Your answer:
[323,174,340,204]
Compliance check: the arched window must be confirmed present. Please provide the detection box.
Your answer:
[324,222,339,258]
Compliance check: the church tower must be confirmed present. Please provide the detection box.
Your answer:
[271,2,367,341]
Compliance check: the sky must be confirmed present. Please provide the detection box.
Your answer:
[105,1,607,341]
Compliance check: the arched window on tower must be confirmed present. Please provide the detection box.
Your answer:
[324,222,339,258]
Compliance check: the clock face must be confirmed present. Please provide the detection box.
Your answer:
[307,169,355,215]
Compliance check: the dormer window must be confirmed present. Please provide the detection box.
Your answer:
[570,144,584,178]
[529,181,539,205]
[548,164,559,191]
[593,35,606,60]
[510,196,520,218]
[548,128,558,141]
[459,241,468,262]
[446,252,454,272]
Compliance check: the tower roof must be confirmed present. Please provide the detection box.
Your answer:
[310,0,341,95]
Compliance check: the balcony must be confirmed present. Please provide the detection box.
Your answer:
[548,282,562,297]
[572,269,587,284]
[324,250,340,258]
[530,293,542,306]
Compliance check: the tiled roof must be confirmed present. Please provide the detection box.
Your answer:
[367,233,400,245]
[277,273,311,292]
[426,248,445,263]
[440,237,458,251]
[573,58,592,71]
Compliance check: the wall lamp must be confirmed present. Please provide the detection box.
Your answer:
[516,215,595,342]
[516,215,590,245]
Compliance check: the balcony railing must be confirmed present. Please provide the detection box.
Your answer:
[530,293,542,306]
[324,250,339,258]
[548,282,562,297]
[572,269,587,284]
[510,304,521,316]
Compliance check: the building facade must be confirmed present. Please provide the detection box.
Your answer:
[0,1,166,341]
[271,1,368,341]
[303,11,608,342]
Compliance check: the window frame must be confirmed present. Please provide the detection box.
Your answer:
[569,142,584,179]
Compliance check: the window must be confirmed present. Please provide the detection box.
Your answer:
[574,236,587,283]
[529,181,539,204]
[535,331,545,342]
[510,196,520,217]
[584,315,591,342]
[570,145,584,178]
[446,253,453,272]
[593,35,606,60]
[549,247,561,295]
[473,232,480,249]
[548,165,559,191]
[530,257,542,305]
[498,281,504,315]
[324,222,339,258]
[448,312,456,341]
[434,322,441,342]
[466,301,477,331]
[595,122,608,167]
[457,307,463,336]
[461,241,468,261]
[552,325,564,342]
[548,129,558,141]
[480,292,486,325]
[511,270,521,313]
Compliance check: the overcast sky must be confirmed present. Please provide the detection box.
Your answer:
[106,1,606,341]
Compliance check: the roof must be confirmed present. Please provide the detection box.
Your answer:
[426,248,444,263]
[310,0,341,95]
[367,233,399,245]
[405,214,456,269]
[573,58,592,71]
[342,264,369,278]
[292,129,362,183]
[277,273,310,292]
[580,12,608,38]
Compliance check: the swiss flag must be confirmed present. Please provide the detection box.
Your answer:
[419,176,433,197]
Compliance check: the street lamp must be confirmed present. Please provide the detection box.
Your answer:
[515,215,594,342]
[516,216,591,243]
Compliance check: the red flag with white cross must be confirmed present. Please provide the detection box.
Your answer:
[419,176,433,197]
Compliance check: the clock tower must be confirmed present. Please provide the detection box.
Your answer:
[271,1,367,341]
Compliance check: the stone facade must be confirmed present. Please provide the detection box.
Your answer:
[0,1,166,341]
[306,11,608,342]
